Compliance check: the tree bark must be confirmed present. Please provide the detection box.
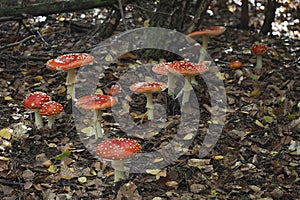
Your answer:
[150,0,211,33]
[260,0,278,35]
[240,0,249,29]
[0,0,116,20]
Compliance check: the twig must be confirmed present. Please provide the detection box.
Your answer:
[118,0,128,30]
[0,35,35,51]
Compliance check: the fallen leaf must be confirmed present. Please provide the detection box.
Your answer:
[0,128,12,140]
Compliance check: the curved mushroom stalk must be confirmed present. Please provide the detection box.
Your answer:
[145,93,154,120]
[34,109,44,129]
[112,160,125,182]
[66,69,76,100]
[94,110,103,139]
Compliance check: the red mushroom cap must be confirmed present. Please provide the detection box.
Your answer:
[167,60,209,76]
[130,82,167,93]
[46,53,95,71]
[152,63,169,75]
[76,94,117,110]
[229,60,243,69]
[40,101,63,116]
[96,138,141,160]
[108,85,121,96]
[23,92,51,109]
[187,26,226,40]
[251,43,268,55]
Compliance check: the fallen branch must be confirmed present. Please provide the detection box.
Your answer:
[0,0,117,20]
[0,35,35,51]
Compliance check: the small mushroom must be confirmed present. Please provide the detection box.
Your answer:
[46,53,94,99]
[167,60,208,105]
[23,92,51,129]
[251,43,267,73]
[76,94,117,139]
[152,63,176,97]
[95,138,141,182]
[130,81,167,120]
[39,101,63,129]
[229,60,243,69]
[188,26,226,62]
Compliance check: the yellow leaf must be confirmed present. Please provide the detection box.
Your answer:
[153,158,164,163]
[214,155,224,160]
[58,86,66,94]
[4,96,12,101]
[0,156,10,161]
[33,75,43,81]
[78,176,87,183]
[0,128,12,140]
[255,120,266,128]
[48,165,58,173]
[251,89,261,98]
[143,19,150,27]
[146,169,161,175]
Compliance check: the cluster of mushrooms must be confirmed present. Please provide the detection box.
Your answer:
[22,25,268,182]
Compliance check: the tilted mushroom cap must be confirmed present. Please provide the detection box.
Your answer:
[46,53,95,71]
[187,26,226,40]
[167,60,209,76]
[23,92,51,109]
[152,63,170,75]
[76,94,117,110]
[40,101,63,116]
[130,82,167,93]
[96,138,141,160]
[251,43,268,55]
[108,85,121,96]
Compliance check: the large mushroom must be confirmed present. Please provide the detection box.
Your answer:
[96,138,141,182]
[251,43,268,73]
[130,81,167,120]
[46,53,95,99]
[76,94,117,139]
[39,101,63,129]
[188,26,226,62]
[152,63,176,97]
[23,92,51,129]
[167,60,208,105]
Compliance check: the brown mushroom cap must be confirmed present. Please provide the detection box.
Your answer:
[40,101,63,116]
[46,53,95,71]
[23,92,51,109]
[229,60,243,69]
[76,94,117,110]
[167,60,209,76]
[187,26,226,40]
[130,82,167,93]
[95,138,141,160]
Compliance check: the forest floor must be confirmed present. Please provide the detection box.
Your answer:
[0,3,300,200]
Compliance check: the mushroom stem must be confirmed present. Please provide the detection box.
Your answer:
[190,75,198,85]
[199,35,209,62]
[167,73,176,97]
[66,69,76,99]
[112,160,125,182]
[46,116,55,129]
[94,110,103,139]
[255,55,263,72]
[145,93,154,120]
[34,109,43,129]
[182,75,192,105]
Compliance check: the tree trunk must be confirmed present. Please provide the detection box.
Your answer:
[150,0,211,33]
[260,0,278,35]
[0,0,116,20]
[240,0,249,29]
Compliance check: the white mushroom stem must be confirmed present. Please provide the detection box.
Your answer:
[46,116,55,129]
[199,35,209,62]
[34,109,43,129]
[182,75,192,105]
[145,93,154,120]
[112,160,125,182]
[167,73,176,97]
[255,55,263,72]
[66,69,76,100]
[94,110,103,139]
[190,75,198,85]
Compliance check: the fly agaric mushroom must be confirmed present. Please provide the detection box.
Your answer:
[229,60,243,69]
[130,81,167,120]
[95,138,141,182]
[167,60,209,105]
[23,92,51,129]
[39,101,63,129]
[46,53,95,99]
[188,26,226,62]
[251,43,267,73]
[76,94,117,139]
[108,85,121,96]
[152,63,176,97]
